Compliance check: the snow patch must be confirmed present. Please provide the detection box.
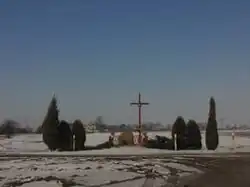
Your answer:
[0,157,202,186]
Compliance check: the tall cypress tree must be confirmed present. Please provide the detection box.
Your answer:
[42,95,60,151]
[205,97,219,150]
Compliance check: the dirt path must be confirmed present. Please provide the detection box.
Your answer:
[182,156,250,187]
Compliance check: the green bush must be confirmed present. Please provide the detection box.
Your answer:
[72,120,86,151]
[172,116,186,150]
[57,120,73,151]
[186,120,202,150]
[205,97,219,150]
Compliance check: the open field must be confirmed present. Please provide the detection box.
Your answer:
[0,155,204,187]
[1,131,250,186]
[0,130,250,156]
[1,154,250,187]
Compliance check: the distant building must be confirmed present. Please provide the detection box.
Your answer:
[84,122,97,133]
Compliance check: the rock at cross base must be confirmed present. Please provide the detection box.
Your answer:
[118,131,134,146]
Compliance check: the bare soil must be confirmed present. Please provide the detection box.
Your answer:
[181,156,250,187]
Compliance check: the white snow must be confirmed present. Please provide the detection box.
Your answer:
[0,130,249,186]
[20,181,61,187]
[0,130,250,156]
[0,157,202,187]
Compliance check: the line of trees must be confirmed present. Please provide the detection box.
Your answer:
[42,95,219,151]
[0,120,33,138]
[171,97,219,150]
[0,94,219,152]
[41,95,219,151]
[42,96,86,151]
[171,117,202,150]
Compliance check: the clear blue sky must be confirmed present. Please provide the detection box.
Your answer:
[0,0,250,127]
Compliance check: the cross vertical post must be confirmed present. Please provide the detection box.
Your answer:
[130,92,149,144]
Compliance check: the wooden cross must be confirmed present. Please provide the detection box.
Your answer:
[130,93,149,144]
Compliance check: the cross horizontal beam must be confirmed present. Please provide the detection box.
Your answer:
[130,102,149,105]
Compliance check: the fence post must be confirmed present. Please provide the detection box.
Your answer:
[232,130,235,150]
[174,134,177,150]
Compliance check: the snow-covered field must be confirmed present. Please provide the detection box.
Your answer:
[0,130,250,156]
[0,131,250,186]
[0,156,204,187]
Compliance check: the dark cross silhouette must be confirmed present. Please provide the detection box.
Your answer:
[130,92,149,144]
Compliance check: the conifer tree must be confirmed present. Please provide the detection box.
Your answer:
[205,97,219,150]
[57,120,73,151]
[172,116,186,150]
[72,120,86,151]
[42,95,60,151]
[186,120,202,150]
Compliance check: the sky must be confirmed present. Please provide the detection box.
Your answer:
[0,0,250,127]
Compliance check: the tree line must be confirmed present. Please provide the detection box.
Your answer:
[41,96,87,151]
[41,95,218,151]
[0,120,33,138]
[0,95,218,151]
[171,97,218,150]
